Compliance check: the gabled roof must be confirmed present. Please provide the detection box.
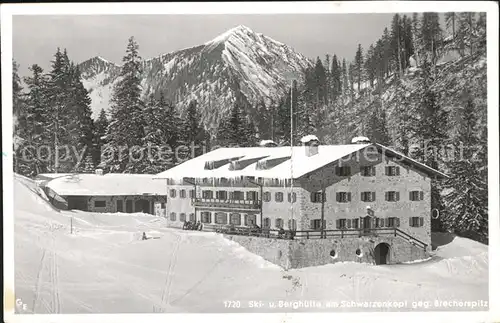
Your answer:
[45,173,167,196]
[154,143,449,181]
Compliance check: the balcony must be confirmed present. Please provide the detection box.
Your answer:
[192,198,261,211]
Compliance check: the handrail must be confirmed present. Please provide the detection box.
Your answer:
[394,228,428,249]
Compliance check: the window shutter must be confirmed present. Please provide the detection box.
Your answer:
[385,166,389,175]
[396,192,400,201]
[396,218,400,227]
[347,192,352,202]
[322,220,326,229]
[395,167,400,175]
[347,219,352,228]
[336,219,340,229]
[336,193,340,202]
[310,219,314,229]
[380,218,385,227]
[372,192,376,202]
[244,214,248,226]
[385,192,388,201]
[360,217,364,228]
[420,191,424,201]
[372,167,376,176]
[419,217,424,227]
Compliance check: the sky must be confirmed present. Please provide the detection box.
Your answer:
[13,13,399,76]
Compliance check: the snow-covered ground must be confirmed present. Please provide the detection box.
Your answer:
[13,175,488,314]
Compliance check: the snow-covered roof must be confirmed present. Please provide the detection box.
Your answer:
[155,143,449,181]
[300,135,320,143]
[46,174,168,196]
[259,140,278,147]
[351,136,371,144]
[36,173,75,180]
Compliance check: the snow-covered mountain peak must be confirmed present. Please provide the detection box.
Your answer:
[78,25,312,124]
[205,24,256,47]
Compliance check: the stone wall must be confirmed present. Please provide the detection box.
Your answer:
[298,147,432,247]
[225,234,428,270]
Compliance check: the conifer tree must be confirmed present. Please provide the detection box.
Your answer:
[354,44,364,91]
[365,100,391,146]
[13,60,27,174]
[19,64,50,176]
[443,93,488,243]
[94,108,109,166]
[104,36,145,172]
[182,99,208,158]
[140,94,175,173]
[411,63,449,230]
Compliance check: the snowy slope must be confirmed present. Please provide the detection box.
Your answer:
[78,25,311,124]
[13,175,488,314]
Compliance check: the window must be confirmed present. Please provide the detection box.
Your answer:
[245,214,257,226]
[216,190,228,200]
[201,212,211,223]
[335,166,351,176]
[288,219,297,230]
[179,190,186,198]
[230,213,241,225]
[263,217,271,228]
[275,218,284,228]
[361,166,376,176]
[361,192,376,202]
[189,190,195,199]
[263,192,271,202]
[410,217,424,227]
[385,166,400,176]
[231,191,245,200]
[180,213,186,222]
[336,219,347,229]
[336,192,352,203]
[387,217,399,227]
[160,202,166,209]
[170,189,177,198]
[170,212,177,221]
[311,192,326,203]
[202,190,213,199]
[215,212,228,224]
[94,200,106,208]
[246,191,258,201]
[352,218,359,229]
[189,213,195,222]
[310,219,325,230]
[409,191,424,201]
[202,178,209,184]
[288,192,297,203]
[116,200,123,212]
[385,191,400,202]
[275,192,284,202]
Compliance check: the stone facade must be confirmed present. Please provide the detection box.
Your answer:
[226,234,428,270]
[297,148,432,247]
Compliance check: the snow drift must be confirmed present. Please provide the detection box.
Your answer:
[13,175,488,313]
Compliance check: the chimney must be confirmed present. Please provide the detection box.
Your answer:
[95,168,104,175]
[300,135,320,157]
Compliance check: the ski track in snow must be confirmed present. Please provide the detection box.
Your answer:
[13,176,489,313]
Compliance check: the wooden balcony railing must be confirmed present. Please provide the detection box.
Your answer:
[192,198,261,210]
